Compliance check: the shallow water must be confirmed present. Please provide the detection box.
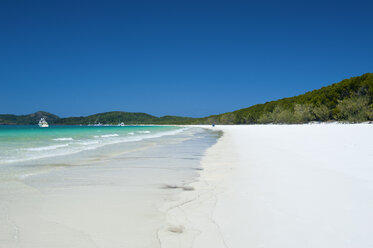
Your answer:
[0,126,220,248]
[0,125,182,165]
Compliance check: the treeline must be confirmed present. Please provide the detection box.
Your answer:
[54,112,157,125]
[0,111,194,125]
[257,96,372,123]
[197,73,373,124]
[54,112,195,125]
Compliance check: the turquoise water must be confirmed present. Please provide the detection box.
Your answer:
[0,125,182,164]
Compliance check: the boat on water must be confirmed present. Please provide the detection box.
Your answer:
[118,122,125,126]
[38,118,49,128]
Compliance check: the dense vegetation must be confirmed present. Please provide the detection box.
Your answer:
[1,73,372,125]
[196,73,373,124]
[0,111,194,125]
[0,111,59,125]
[53,111,195,125]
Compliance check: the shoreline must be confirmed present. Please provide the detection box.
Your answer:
[0,127,218,248]
[158,127,236,248]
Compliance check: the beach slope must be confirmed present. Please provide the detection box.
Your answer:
[173,124,373,248]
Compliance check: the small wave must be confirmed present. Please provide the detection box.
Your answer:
[128,132,135,135]
[78,140,99,145]
[101,134,119,138]
[53,137,74,141]
[138,131,151,134]
[25,144,69,151]
[1,128,187,165]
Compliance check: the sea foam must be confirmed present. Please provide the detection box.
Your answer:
[53,137,74,141]
[78,140,100,145]
[101,134,119,138]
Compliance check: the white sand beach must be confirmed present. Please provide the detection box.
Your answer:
[1,124,372,248]
[161,124,373,248]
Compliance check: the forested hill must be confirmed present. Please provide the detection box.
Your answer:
[0,111,194,125]
[1,73,373,125]
[196,73,373,124]
[53,111,194,125]
[0,111,59,125]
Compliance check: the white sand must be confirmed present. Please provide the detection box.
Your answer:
[2,125,372,247]
[162,124,373,248]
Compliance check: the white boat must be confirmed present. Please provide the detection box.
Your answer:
[118,122,125,126]
[38,118,49,128]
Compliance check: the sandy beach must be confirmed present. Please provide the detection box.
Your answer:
[2,0,372,247]
[1,124,373,248]
[166,124,373,248]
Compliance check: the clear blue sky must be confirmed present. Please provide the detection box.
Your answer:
[1,0,372,117]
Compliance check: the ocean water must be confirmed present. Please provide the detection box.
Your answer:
[0,125,183,165]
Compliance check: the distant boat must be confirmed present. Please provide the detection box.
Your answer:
[118,122,125,126]
[38,118,49,128]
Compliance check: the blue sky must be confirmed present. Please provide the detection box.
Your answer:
[1,0,372,117]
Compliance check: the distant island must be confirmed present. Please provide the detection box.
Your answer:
[1,73,372,125]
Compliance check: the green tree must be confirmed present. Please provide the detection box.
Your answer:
[312,105,330,121]
[337,95,373,122]
[294,104,314,123]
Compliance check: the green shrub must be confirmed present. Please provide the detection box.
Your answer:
[312,105,331,121]
[337,96,372,122]
[294,104,314,123]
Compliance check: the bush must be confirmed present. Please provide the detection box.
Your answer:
[312,105,330,121]
[337,95,373,122]
[257,106,296,124]
[294,104,314,123]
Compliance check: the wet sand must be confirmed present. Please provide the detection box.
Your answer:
[0,127,218,248]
